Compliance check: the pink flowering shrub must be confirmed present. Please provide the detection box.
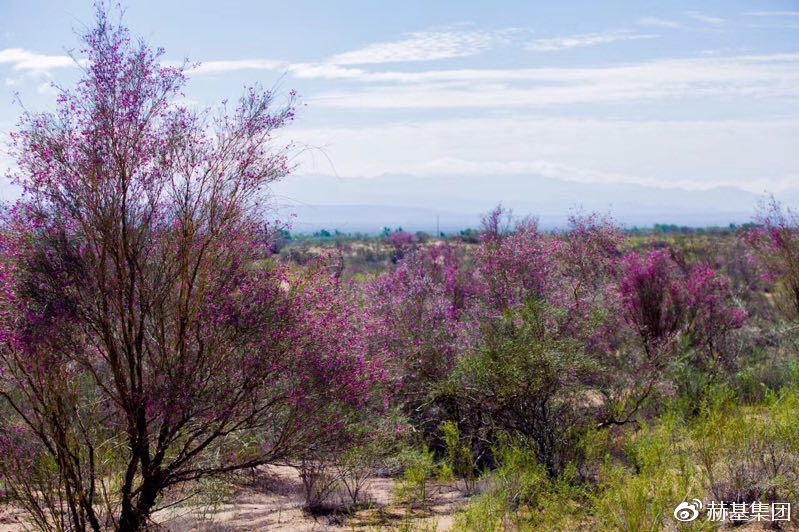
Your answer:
[474,210,557,313]
[587,248,746,425]
[385,230,418,263]
[368,209,620,466]
[0,7,386,530]
[618,249,745,357]
[286,259,390,451]
[684,263,747,363]
[618,249,690,354]
[744,198,799,321]
[473,209,622,337]
[366,242,474,433]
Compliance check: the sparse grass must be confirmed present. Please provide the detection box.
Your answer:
[452,385,799,531]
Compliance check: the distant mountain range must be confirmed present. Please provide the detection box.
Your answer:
[268,173,788,233]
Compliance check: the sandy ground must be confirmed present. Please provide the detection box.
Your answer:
[157,466,468,531]
[0,466,470,531]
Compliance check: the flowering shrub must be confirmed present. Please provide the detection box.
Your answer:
[745,198,799,321]
[286,259,391,452]
[366,242,474,434]
[684,264,747,364]
[0,7,385,531]
[385,230,418,263]
[474,208,557,312]
[473,209,623,341]
[619,249,745,358]
[618,249,690,353]
[583,248,745,426]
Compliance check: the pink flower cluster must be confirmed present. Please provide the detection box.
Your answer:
[367,209,747,395]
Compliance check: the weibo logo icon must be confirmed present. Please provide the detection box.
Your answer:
[674,499,703,522]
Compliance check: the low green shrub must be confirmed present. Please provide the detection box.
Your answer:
[454,436,587,531]
[440,421,477,494]
[593,416,699,532]
[394,447,437,509]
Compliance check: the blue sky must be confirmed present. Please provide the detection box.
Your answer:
[1,1,799,228]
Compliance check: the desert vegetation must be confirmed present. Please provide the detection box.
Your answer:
[2,6,799,532]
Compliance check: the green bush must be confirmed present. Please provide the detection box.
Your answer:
[692,385,799,504]
[394,447,437,509]
[453,490,509,531]
[454,436,587,531]
[440,421,477,494]
[593,416,699,532]
[445,300,595,476]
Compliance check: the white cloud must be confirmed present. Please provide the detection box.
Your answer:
[36,82,57,95]
[184,29,516,77]
[638,17,682,29]
[526,31,657,51]
[186,59,286,75]
[288,117,799,193]
[289,63,368,80]
[743,11,799,17]
[685,12,725,25]
[0,48,74,73]
[327,30,507,65]
[0,51,286,78]
[306,53,799,109]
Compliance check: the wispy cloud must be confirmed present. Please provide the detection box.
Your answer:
[638,17,682,29]
[525,31,657,52]
[0,48,74,73]
[183,28,517,76]
[306,53,799,109]
[186,59,286,75]
[327,30,508,65]
[743,11,799,17]
[289,63,368,80]
[685,12,725,25]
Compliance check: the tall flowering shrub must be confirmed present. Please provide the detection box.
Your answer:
[618,250,689,355]
[385,230,418,263]
[282,259,392,511]
[618,249,745,359]
[450,211,624,466]
[593,248,747,426]
[745,198,799,321]
[684,264,747,365]
[474,207,558,313]
[366,242,475,432]
[551,213,625,348]
[286,259,390,452]
[0,7,382,531]
[473,209,623,334]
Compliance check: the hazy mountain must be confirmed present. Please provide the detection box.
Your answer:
[269,173,777,233]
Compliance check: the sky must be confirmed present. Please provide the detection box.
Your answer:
[1,1,798,230]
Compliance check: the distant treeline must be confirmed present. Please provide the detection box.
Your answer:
[280,222,761,244]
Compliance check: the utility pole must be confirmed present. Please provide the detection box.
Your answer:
[436,215,440,238]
